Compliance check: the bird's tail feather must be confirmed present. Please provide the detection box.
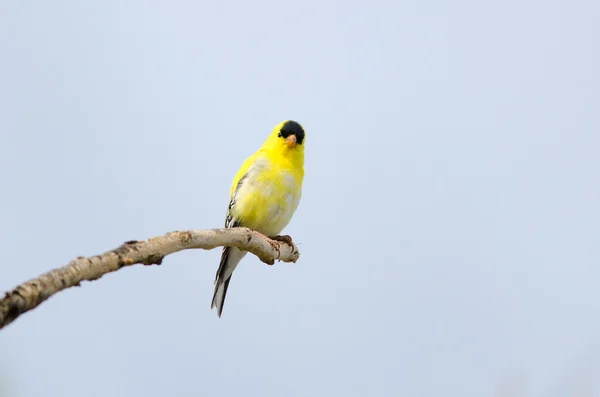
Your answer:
[211,246,247,317]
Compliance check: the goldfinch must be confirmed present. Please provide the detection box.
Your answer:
[211,120,306,317]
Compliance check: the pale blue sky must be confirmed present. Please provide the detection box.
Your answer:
[1,1,599,396]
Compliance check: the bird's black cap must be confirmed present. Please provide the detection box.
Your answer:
[278,120,305,145]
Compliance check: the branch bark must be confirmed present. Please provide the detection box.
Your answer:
[0,228,300,330]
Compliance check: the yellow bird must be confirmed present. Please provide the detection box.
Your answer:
[211,120,306,317]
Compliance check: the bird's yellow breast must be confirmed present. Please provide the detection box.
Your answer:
[231,155,303,236]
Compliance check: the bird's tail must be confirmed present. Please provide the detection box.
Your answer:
[211,246,247,317]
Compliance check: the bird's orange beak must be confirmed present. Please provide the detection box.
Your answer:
[285,134,297,148]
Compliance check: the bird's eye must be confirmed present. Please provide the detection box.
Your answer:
[277,132,282,138]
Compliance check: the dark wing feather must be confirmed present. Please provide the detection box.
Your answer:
[211,173,249,316]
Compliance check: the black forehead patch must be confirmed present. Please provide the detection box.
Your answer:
[279,120,305,145]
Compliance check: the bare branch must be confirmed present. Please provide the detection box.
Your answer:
[0,228,300,330]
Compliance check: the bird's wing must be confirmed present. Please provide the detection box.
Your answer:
[211,162,255,317]
[228,150,260,197]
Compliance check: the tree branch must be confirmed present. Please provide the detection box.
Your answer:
[0,228,300,330]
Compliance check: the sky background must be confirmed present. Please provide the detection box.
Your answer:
[0,0,599,396]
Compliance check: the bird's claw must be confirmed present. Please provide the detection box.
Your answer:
[270,235,294,245]
[265,235,294,265]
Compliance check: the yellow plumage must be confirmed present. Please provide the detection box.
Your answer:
[211,120,306,317]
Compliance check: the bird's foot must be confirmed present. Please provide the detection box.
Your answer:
[270,235,294,245]
[264,235,294,265]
